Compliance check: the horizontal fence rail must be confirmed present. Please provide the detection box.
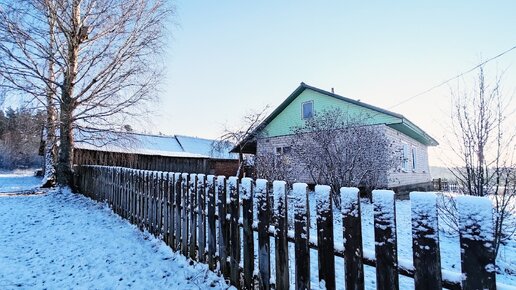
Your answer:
[75,165,498,290]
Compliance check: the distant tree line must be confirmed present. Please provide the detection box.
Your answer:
[0,107,44,169]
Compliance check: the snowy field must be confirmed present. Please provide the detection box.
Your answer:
[0,173,230,289]
[0,170,41,193]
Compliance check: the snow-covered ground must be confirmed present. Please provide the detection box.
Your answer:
[0,173,230,289]
[0,170,41,193]
[1,172,513,289]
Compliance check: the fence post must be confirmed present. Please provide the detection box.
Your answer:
[189,173,198,260]
[129,169,134,222]
[273,180,289,290]
[137,170,142,229]
[256,179,271,290]
[206,175,217,270]
[410,192,442,290]
[341,187,365,290]
[217,176,229,278]
[161,172,167,241]
[293,183,310,290]
[159,171,165,237]
[144,170,150,230]
[174,172,182,251]
[167,172,175,247]
[241,177,254,290]
[316,185,335,290]
[372,190,399,290]
[228,176,241,288]
[197,174,207,263]
[457,196,496,290]
[181,173,189,256]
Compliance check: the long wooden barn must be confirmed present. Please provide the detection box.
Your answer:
[73,132,239,176]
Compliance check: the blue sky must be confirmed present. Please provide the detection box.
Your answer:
[151,1,516,165]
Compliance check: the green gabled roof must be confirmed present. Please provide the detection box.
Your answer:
[233,82,438,153]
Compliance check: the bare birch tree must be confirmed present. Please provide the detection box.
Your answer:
[441,66,516,259]
[0,0,173,186]
[0,0,60,186]
[290,107,399,204]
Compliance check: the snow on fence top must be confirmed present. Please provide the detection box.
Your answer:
[372,190,396,230]
[457,195,494,241]
[340,187,360,216]
[410,191,438,243]
[292,183,308,211]
[216,175,225,185]
[315,185,332,212]
[255,179,267,196]
[273,181,286,215]
[206,175,215,185]
[241,178,253,200]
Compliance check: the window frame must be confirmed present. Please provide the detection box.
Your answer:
[411,147,417,172]
[402,143,409,172]
[301,100,314,120]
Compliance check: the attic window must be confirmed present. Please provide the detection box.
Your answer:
[302,101,313,119]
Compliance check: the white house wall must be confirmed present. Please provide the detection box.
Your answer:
[383,125,432,187]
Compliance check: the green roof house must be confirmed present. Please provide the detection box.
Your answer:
[236,82,438,192]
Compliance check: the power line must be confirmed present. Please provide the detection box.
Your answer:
[388,44,516,109]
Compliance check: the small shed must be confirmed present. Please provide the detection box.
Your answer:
[73,131,239,176]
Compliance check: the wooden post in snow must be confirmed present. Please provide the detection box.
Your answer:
[256,179,271,290]
[273,180,289,290]
[373,190,399,290]
[341,187,365,290]
[410,192,442,290]
[457,195,496,290]
[316,185,335,290]
[241,177,254,289]
[293,183,310,290]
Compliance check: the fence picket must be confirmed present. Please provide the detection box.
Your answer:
[340,187,365,290]
[174,172,182,251]
[410,192,442,290]
[217,176,229,278]
[293,183,310,290]
[316,185,335,290]
[457,196,496,290]
[273,180,289,290]
[256,179,271,290]
[197,174,207,263]
[189,173,198,260]
[181,173,189,256]
[207,175,217,270]
[167,173,174,246]
[373,190,399,290]
[241,178,254,290]
[228,176,241,288]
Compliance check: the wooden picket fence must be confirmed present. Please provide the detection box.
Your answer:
[75,165,497,290]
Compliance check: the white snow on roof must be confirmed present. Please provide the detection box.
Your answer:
[74,131,238,159]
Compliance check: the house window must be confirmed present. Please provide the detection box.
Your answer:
[302,101,313,119]
[275,146,291,155]
[411,147,417,171]
[402,143,409,172]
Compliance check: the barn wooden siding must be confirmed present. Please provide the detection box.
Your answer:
[73,148,239,176]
